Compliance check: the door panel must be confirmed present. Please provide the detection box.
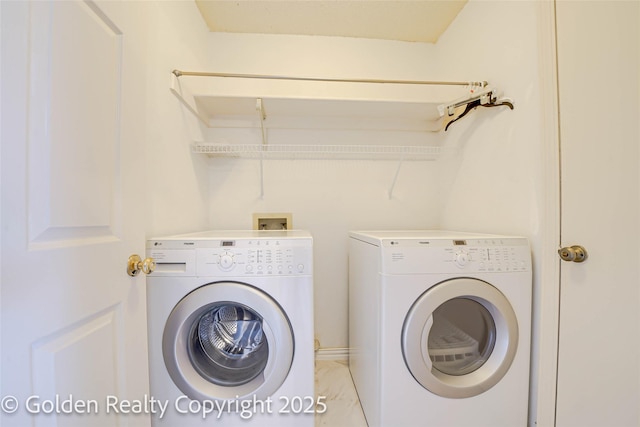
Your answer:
[555,1,640,425]
[31,308,121,426]
[1,1,148,426]
[28,0,123,247]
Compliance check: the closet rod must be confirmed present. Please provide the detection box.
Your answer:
[172,69,486,88]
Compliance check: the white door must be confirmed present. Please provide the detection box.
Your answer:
[1,1,150,426]
[555,1,639,426]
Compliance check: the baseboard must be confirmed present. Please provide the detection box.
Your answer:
[314,347,350,362]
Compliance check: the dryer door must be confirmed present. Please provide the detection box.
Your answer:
[402,278,518,398]
[162,281,293,401]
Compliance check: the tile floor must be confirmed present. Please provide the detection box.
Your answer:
[314,360,367,427]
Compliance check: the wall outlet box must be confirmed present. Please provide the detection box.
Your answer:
[253,213,292,230]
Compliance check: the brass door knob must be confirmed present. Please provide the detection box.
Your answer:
[127,255,156,276]
[558,245,588,263]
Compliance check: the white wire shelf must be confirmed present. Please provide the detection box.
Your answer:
[192,143,449,160]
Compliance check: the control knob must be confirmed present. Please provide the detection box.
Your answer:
[455,250,470,267]
[219,252,235,270]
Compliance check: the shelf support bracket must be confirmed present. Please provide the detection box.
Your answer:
[259,155,265,199]
[257,98,266,198]
[388,155,405,199]
[169,72,210,126]
[256,98,267,145]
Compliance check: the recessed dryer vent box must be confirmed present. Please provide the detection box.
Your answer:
[253,213,292,230]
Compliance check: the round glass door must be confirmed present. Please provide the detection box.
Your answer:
[402,278,518,398]
[163,282,294,401]
[428,298,496,376]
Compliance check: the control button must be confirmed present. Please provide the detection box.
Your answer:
[297,264,305,272]
[246,264,253,272]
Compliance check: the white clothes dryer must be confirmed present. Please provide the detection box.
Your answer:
[349,231,532,427]
[146,230,314,426]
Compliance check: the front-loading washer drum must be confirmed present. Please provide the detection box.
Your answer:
[162,281,294,402]
[402,277,518,398]
[190,303,269,386]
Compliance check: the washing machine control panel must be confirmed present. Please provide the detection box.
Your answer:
[147,236,313,277]
[198,246,309,276]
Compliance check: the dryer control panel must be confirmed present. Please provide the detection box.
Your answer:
[350,232,531,275]
[380,237,531,275]
[146,231,313,277]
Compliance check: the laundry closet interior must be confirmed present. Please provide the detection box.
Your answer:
[156,0,543,420]
[2,1,638,426]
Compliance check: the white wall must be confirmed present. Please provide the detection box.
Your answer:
[435,0,544,237]
[144,1,212,237]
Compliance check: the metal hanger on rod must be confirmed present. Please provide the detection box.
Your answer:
[441,87,514,131]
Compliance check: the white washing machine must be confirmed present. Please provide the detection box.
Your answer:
[146,230,314,426]
[349,231,532,427]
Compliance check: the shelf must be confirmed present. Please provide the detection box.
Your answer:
[196,97,451,132]
[171,70,512,198]
[192,143,451,160]
[194,143,452,199]
[170,71,492,133]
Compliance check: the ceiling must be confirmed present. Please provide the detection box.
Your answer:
[194,1,468,44]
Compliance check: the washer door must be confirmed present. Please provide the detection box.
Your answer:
[402,278,518,398]
[163,281,293,401]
